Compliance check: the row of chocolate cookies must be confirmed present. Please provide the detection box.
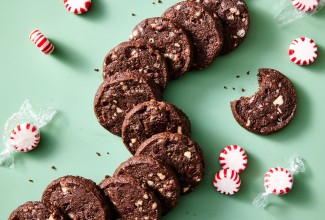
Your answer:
[95,0,250,137]
[10,137,203,220]
[93,0,249,219]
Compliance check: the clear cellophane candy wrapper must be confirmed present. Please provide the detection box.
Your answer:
[253,156,305,208]
[0,99,57,168]
[275,0,325,25]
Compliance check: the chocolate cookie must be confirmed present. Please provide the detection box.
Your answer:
[9,201,64,220]
[162,1,223,70]
[231,68,297,134]
[114,156,180,215]
[188,0,250,55]
[42,175,114,220]
[122,100,191,155]
[99,175,161,220]
[102,41,169,90]
[130,17,193,80]
[135,132,205,194]
[94,71,163,136]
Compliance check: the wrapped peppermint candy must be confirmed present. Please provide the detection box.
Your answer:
[0,99,57,168]
[253,156,305,208]
[275,0,325,25]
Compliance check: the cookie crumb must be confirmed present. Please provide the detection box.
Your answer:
[96,152,101,156]
[224,86,227,89]
[29,179,34,183]
[236,75,240,78]
[94,68,99,72]
[232,87,236,90]
[105,175,110,179]
[158,0,162,3]
[132,13,136,16]
[247,71,250,75]
[51,166,56,170]
[242,88,246,92]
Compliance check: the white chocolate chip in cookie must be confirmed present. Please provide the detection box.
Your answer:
[273,95,284,106]
[246,119,251,127]
[184,151,192,159]
[157,173,166,180]
[177,126,182,134]
[183,187,190,193]
[237,29,246,37]
[116,107,123,113]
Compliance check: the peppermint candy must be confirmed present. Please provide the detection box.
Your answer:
[289,37,318,66]
[291,0,320,12]
[64,0,92,14]
[29,30,55,55]
[264,167,293,195]
[213,169,241,195]
[10,123,40,152]
[219,145,247,173]
[213,145,249,195]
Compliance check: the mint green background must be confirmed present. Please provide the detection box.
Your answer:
[0,0,324,219]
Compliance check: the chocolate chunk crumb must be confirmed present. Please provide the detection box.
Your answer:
[132,13,136,16]
[232,87,236,90]
[236,75,240,78]
[224,86,227,89]
[51,166,56,170]
[106,152,110,155]
[242,88,246,92]
[247,71,250,75]
[158,0,162,3]
[96,152,101,156]
[105,175,110,179]
[94,68,99,72]
[29,179,34,183]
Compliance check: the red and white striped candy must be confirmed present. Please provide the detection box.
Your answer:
[289,37,318,66]
[291,0,319,12]
[213,169,241,195]
[219,145,247,173]
[264,167,293,195]
[64,0,91,14]
[10,123,40,152]
[29,30,55,55]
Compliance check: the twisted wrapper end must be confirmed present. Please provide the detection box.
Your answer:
[0,148,15,168]
[253,192,271,208]
[288,156,305,175]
